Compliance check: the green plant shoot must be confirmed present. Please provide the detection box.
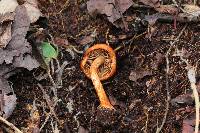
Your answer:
[40,42,58,65]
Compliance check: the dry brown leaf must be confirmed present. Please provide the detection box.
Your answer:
[0,5,31,64]
[139,0,160,8]
[182,118,196,133]
[0,12,15,48]
[155,5,178,14]
[54,37,69,47]
[77,35,95,45]
[87,0,133,23]
[139,0,177,15]
[0,0,18,14]
[171,94,193,107]
[0,23,12,48]
[151,52,164,69]
[24,0,42,23]
[183,4,200,13]
[0,12,15,23]
[183,4,200,16]
[0,77,17,119]
[13,54,39,71]
[0,5,39,70]
[129,69,152,82]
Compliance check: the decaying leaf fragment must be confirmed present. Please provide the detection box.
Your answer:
[0,22,12,48]
[0,13,15,48]
[139,0,160,8]
[0,5,39,70]
[182,118,196,133]
[24,0,42,23]
[139,0,177,14]
[183,4,200,16]
[0,0,18,14]
[0,77,17,119]
[129,69,152,82]
[87,0,133,23]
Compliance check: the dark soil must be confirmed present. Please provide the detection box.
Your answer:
[6,0,200,132]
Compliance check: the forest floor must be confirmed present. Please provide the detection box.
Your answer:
[1,0,200,133]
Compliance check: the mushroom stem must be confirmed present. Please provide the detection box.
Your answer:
[90,56,114,110]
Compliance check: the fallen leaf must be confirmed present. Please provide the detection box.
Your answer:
[54,37,69,47]
[13,54,39,71]
[0,77,17,119]
[0,65,16,78]
[183,4,200,16]
[171,94,194,107]
[24,0,42,23]
[0,12,15,22]
[139,0,177,15]
[139,0,160,8]
[77,35,95,45]
[0,0,18,14]
[0,12,15,48]
[129,69,152,82]
[0,5,31,65]
[182,118,195,133]
[155,5,178,15]
[0,22,12,48]
[0,5,39,71]
[87,0,133,23]
[151,52,164,69]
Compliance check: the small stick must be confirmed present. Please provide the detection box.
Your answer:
[156,25,187,133]
[40,112,50,131]
[37,84,61,125]
[174,49,199,133]
[143,106,150,133]
[186,66,199,133]
[0,116,22,133]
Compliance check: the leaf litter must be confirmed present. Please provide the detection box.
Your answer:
[0,0,41,124]
[1,0,200,132]
[87,0,133,23]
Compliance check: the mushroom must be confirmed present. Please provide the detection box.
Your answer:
[80,44,116,110]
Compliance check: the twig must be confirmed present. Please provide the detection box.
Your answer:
[0,116,22,133]
[187,67,199,133]
[145,12,200,23]
[40,112,50,131]
[40,99,60,131]
[156,24,187,133]
[37,84,61,125]
[143,106,151,133]
[174,49,199,133]
[56,61,69,86]
[47,70,56,87]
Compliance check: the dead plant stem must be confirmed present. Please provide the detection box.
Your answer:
[37,83,61,125]
[175,49,199,133]
[156,24,187,133]
[0,116,22,133]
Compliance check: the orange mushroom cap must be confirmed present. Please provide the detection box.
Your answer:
[80,44,116,81]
